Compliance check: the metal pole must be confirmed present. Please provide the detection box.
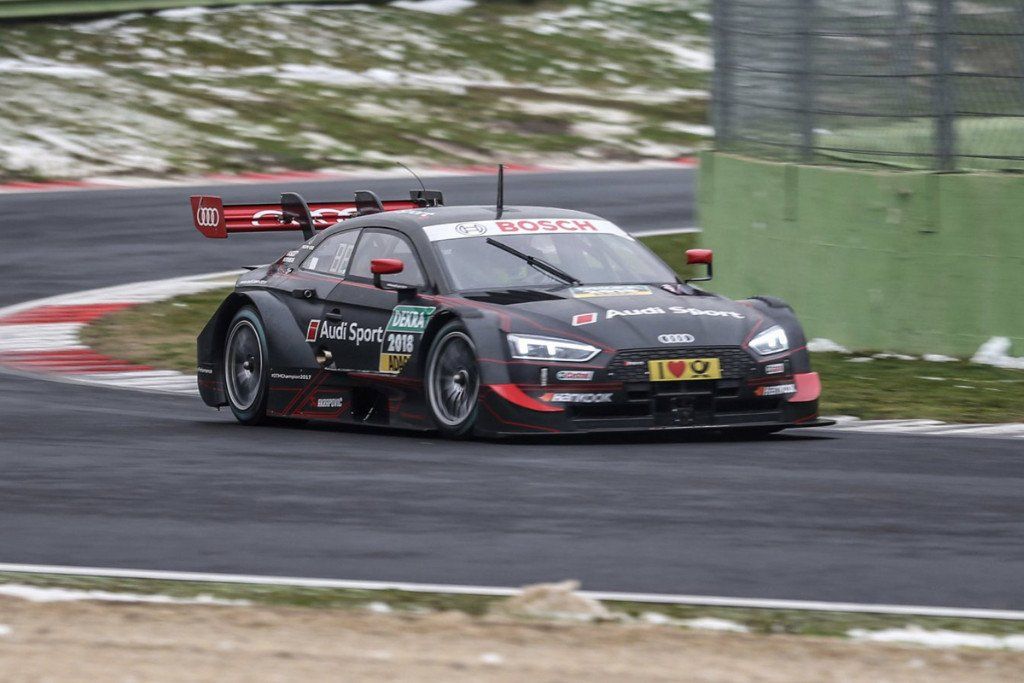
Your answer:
[933,0,956,171]
[712,0,734,150]
[797,0,816,163]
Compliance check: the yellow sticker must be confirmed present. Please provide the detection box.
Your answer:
[648,358,722,381]
[378,353,411,374]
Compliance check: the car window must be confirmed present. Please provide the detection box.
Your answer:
[303,230,359,276]
[349,230,425,287]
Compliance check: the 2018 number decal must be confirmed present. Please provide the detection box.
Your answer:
[386,333,415,354]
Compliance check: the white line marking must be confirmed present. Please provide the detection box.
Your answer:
[632,226,702,237]
[0,563,1021,620]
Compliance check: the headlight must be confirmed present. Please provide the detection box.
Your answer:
[507,334,600,362]
[748,325,789,356]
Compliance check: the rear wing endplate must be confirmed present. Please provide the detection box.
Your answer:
[190,189,442,239]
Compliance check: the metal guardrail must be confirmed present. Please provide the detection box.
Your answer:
[0,0,351,20]
[711,0,1024,172]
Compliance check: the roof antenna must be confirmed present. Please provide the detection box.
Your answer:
[496,163,504,218]
[397,162,426,194]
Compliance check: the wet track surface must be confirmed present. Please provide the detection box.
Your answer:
[1,168,1023,609]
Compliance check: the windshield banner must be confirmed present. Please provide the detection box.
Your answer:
[423,218,632,242]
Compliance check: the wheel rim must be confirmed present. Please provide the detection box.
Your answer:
[429,332,479,427]
[225,319,263,411]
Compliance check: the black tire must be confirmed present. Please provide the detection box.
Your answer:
[223,307,270,425]
[424,322,480,438]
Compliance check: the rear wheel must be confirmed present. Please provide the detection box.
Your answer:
[425,323,480,438]
[224,307,269,425]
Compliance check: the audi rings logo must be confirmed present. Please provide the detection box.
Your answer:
[456,223,488,236]
[195,206,220,228]
[657,333,695,344]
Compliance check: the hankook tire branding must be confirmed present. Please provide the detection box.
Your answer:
[541,392,613,403]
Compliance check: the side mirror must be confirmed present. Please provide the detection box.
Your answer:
[370,258,404,289]
[685,249,713,283]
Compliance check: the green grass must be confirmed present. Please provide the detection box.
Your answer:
[2,572,1022,638]
[0,0,711,181]
[82,232,1024,423]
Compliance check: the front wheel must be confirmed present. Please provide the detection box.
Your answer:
[223,307,269,425]
[425,323,480,438]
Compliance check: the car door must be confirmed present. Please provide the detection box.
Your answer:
[319,228,431,374]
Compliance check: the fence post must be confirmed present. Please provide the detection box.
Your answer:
[933,0,956,171]
[797,0,816,163]
[712,0,734,150]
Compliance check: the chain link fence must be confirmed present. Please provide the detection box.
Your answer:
[711,0,1024,171]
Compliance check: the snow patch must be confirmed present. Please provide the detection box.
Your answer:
[390,0,476,15]
[683,617,750,633]
[0,625,10,637]
[923,354,959,362]
[479,652,505,665]
[0,58,103,79]
[365,601,392,614]
[972,337,1024,370]
[849,626,1024,651]
[0,584,248,606]
[807,338,851,353]
[873,353,918,361]
[639,612,749,632]
[156,7,211,20]
[490,580,611,622]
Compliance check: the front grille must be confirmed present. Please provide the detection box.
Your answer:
[607,346,757,382]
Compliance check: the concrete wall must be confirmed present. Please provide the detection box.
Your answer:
[698,152,1024,356]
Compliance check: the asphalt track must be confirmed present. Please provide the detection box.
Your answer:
[1,168,1023,610]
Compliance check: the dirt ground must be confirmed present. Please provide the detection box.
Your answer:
[0,597,1022,682]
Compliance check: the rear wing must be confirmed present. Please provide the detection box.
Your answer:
[190,189,443,239]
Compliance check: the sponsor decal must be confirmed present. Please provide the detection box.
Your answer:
[540,392,613,403]
[572,312,598,326]
[754,383,797,397]
[282,249,299,264]
[657,333,696,344]
[316,397,344,408]
[386,305,436,333]
[606,306,745,320]
[238,278,268,287]
[271,372,313,381]
[556,370,594,381]
[305,319,384,346]
[379,353,411,374]
[765,362,786,375]
[456,223,489,236]
[195,205,219,228]
[648,358,722,381]
[197,366,214,375]
[423,218,631,242]
[571,285,652,299]
[251,207,357,228]
[376,305,437,374]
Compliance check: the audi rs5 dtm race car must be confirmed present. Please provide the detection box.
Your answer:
[190,186,830,438]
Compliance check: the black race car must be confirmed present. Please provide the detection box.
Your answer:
[190,185,829,437]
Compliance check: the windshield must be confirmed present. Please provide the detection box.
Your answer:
[435,232,677,291]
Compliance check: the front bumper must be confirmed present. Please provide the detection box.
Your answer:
[476,343,826,435]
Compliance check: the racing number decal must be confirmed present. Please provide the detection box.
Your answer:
[648,358,722,381]
[378,305,436,374]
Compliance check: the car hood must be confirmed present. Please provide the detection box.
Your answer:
[463,285,770,350]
